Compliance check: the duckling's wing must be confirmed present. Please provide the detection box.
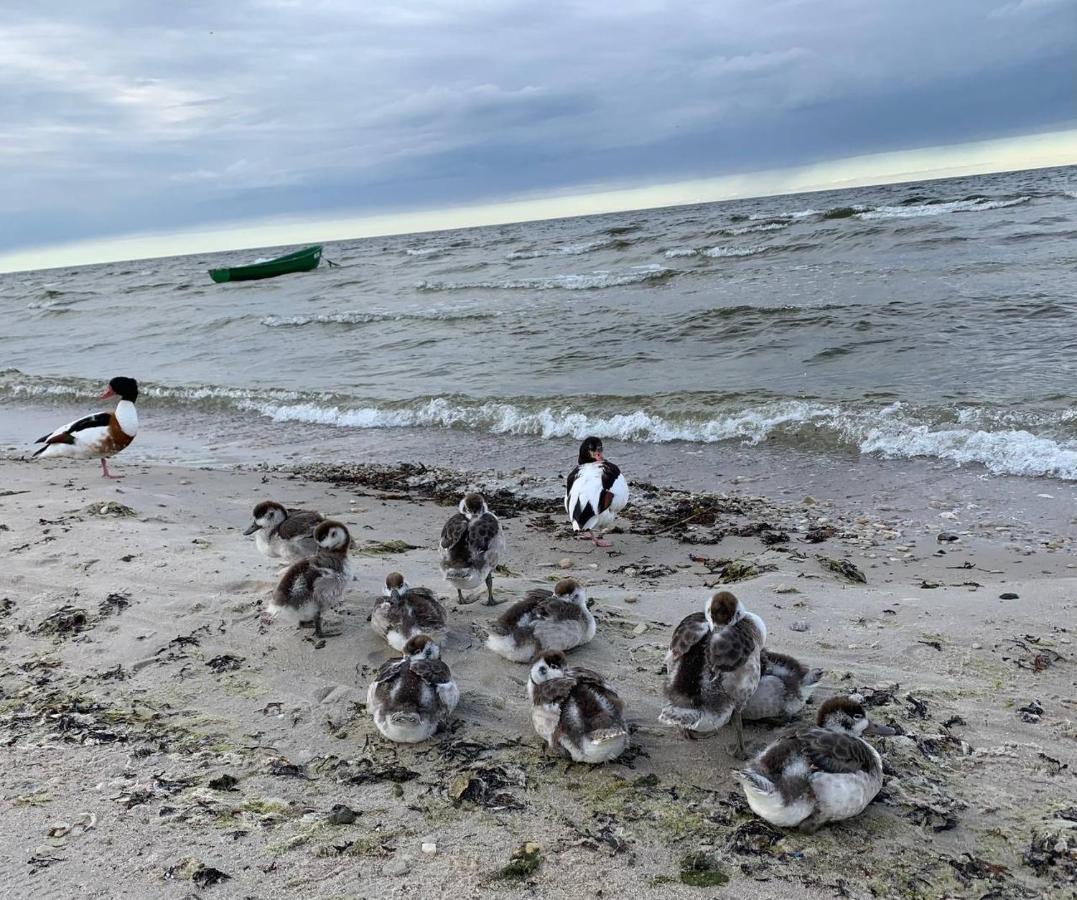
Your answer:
[668,612,710,662]
[278,510,323,539]
[489,590,549,635]
[760,649,808,685]
[411,659,453,687]
[531,675,576,707]
[406,590,447,630]
[373,658,407,684]
[440,513,469,558]
[467,512,501,557]
[801,728,877,775]
[706,617,758,673]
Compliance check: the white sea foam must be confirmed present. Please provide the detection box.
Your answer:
[416,265,671,291]
[664,248,698,258]
[701,245,766,258]
[722,222,788,235]
[260,306,495,327]
[858,196,1030,220]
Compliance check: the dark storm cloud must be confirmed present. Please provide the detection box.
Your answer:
[1,0,1074,248]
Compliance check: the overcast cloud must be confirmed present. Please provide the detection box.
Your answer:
[1,0,1074,250]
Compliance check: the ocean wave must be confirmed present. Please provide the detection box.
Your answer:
[416,265,673,291]
[260,307,498,327]
[857,196,1030,220]
[3,370,1073,480]
[505,239,619,260]
[701,245,767,258]
[719,222,788,236]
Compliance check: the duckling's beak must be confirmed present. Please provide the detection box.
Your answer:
[243,522,260,535]
[865,722,897,737]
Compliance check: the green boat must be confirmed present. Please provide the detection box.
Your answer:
[209,245,322,283]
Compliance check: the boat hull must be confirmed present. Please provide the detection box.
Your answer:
[209,245,322,283]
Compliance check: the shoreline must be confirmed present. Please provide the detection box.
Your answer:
[1,456,1074,897]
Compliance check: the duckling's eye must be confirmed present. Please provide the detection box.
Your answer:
[854,713,864,719]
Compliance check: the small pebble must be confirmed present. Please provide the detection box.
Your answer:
[624,595,638,604]
[384,856,412,877]
[632,623,648,636]
[327,804,358,825]
[557,557,573,569]
[999,592,1019,600]
[789,621,810,632]
[421,842,437,855]
[971,642,982,650]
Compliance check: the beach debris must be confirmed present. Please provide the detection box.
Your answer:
[610,562,676,580]
[31,606,89,638]
[727,819,784,855]
[1002,636,1064,672]
[361,539,420,556]
[804,525,836,543]
[816,556,867,583]
[84,501,137,518]
[937,532,960,543]
[206,654,244,673]
[422,841,437,855]
[267,756,305,778]
[678,851,730,887]
[449,764,526,811]
[489,842,542,882]
[309,754,419,786]
[1018,700,1044,723]
[327,803,358,825]
[192,866,231,889]
[98,593,130,616]
[688,554,775,582]
[759,529,789,545]
[208,774,239,792]
[1000,592,1019,600]
[948,853,1008,885]
[789,620,810,632]
[1023,808,1077,884]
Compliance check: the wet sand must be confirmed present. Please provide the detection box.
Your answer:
[0,454,1074,898]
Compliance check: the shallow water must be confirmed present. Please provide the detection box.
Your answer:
[2,165,1076,480]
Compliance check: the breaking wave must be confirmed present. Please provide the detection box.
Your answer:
[416,265,673,291]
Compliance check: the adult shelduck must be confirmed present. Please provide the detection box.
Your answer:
[32,376,139,478]
[564,436,629,547]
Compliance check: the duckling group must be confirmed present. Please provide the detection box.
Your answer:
[243,436,894,833]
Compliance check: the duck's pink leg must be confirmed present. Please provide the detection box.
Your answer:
[101,458,123,479]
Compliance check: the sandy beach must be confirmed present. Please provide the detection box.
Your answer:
[0,452,1073,899]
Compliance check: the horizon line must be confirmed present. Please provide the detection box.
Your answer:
[2,127,1075,275]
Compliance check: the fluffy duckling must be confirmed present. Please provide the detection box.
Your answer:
[734,696,894,832]
[32,376,139,479]
[371,572,447,651]
[243,501,324,563]
[528,651,628,764]
[564,436,629,547]
[659,590,766,756]
[439,492,505,604]
[367,634,459,743]
[742,650,824,722]
[266,521,352,638]
[486,578,596,663]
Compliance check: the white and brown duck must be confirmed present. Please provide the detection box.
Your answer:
[735,695,894,831]
[371,571,447,651]
[659,590,766,756]
[32,376,139,478]
[439,492,505,604]
[528,650,628,764]
[265,521,352,638]
[564,436,629,547]
[367,635,459,743]
[243,501,324,563]
[485,578,596,663]
[742,650,824,722]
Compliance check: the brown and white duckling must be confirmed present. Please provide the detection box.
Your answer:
[659,590,766,756]
[367,634,459,743]
[243,500,324,563]
[371,572,447,651]
[564,436,629,547]
[439,492,506,604]
[266,521,352,638]
[485,578,596,663]
[734,695,894,832]
[528,650,628,764]
[742,650,824,722]
[32,376,139,479]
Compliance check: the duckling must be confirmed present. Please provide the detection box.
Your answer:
[367,634,459,743]
[565,436,629,547]
[32,376,139,479]
[243,501,324,563]
[439,492,505,604]
[659,590,766,756]
[371,572,447,651]
[485,578,595,662]
[266,521,352,638]
[742,650,824,722]
[734,695,895,832]
[528,650,628,763]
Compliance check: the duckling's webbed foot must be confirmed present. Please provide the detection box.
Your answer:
[731,709,748,759]
[312,613,340,638]
[483,574,504,605]
[797,813,825,834]
[683,727,698,741]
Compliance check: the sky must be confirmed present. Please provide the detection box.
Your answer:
[1,0,1075,270]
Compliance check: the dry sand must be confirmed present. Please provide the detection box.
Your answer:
[0,454,1074,899]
